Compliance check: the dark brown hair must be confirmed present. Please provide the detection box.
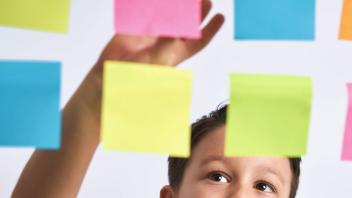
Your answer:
[168,104,301,198]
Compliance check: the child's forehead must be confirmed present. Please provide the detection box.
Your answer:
[191,126,226,157]
[196,155,290,172]
[190,126,291,177]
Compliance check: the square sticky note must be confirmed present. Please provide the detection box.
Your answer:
[0,60,61,149]
[339,0,352,40]
[235,0,315,40]
[0,0,70,33]
[114,0,201,38]
[101,61,193,157]
[342,83,352,161]
[225,74,312,156]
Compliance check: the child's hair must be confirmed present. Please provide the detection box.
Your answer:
[168,104,301,198]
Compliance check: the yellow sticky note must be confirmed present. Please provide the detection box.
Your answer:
[340,0,352,40]
[0,0,70,33]
[101,61,193,157]
[226,73,312,157]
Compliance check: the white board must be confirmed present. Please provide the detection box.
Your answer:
[0,0,351,197]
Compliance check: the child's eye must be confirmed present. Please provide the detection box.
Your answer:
[254,181,276,193]
[207,171,230,183]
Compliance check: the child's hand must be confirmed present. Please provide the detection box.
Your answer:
[96,0,224,72]
[85,0,224,129]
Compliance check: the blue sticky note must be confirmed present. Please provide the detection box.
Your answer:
[235,0,315,40]
[0,61,61,149]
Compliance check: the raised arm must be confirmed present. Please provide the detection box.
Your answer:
[12,1,224,197]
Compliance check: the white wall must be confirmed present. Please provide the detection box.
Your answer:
[1,0,352,197]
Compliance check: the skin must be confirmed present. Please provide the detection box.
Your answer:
[12,1,224,197]
[160,126,293,198]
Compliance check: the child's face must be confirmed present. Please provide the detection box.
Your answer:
[163,126,293,198]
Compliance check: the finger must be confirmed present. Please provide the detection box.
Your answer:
[186,14,225,56]
[149,14,225,66]
[201,0,212,23]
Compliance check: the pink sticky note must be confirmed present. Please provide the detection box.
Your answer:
[342,83,352,161]
[114,0,201,38]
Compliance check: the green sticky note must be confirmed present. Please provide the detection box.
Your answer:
[0,0,70,32]
[225,74,312,157]
[101,61,193,157]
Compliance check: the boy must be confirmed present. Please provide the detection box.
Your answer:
[12,1,300,197]
[163,105,300,198]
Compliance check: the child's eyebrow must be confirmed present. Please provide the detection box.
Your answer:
[199,155,225,167]
[258,167,286,185]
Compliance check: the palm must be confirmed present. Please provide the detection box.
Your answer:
[96,0,224,71]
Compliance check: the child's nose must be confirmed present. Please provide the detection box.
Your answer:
[227,183,252,198]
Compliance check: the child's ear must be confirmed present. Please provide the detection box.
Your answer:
[160,185,176,198]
